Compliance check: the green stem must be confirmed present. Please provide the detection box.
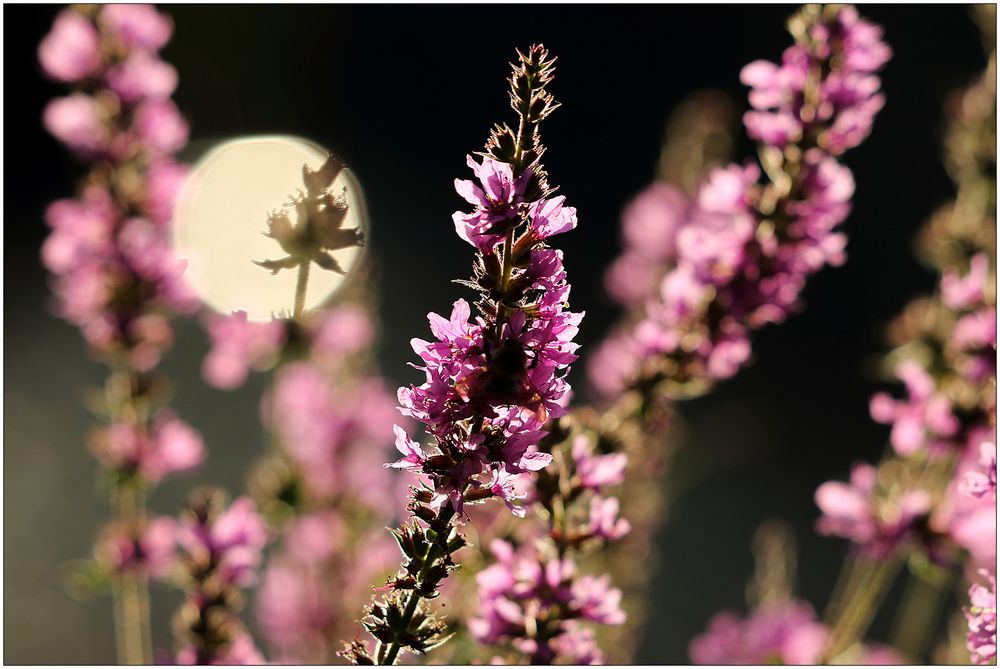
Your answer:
[111,482,151,664]
[889,567,954,661]
[501,229,515,290]
[105,368,153,665]
[380,589,422,666]
[378,506,456,665]
[294,261,311,320]
[824,557,900,661]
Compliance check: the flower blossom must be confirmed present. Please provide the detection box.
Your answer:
[690,599,899,665]
[395,151,581,515]
[869,360,961,456]
[89,412,204,484]
[470,539,626,662]
[40,4,197,367]
[589,5,890,401]
[814,461,934,559]
[177,495,269,588]
[94,516,177,578]
[346,44,578,665]
[202,311,286,389]
[38,9,102,82]
[173,490,270,664]
[967,571,998,666]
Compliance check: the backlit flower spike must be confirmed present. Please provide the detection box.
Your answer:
[343,44,578,665]
[38,6,205,663]
[173,489,269,664]
[590,4,891,401]
[811,10,995,660]
[204,301,408,663]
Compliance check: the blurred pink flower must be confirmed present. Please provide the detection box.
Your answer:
[106,50,178,102]
[815,461,932,558]
[99,4,173,51]
[38,9,102,82]
[690,601,829,665]
[178,496,269,588]
[133,99,188,154]
[869,360,960,456]
[966,571,997,666]
[95,516,177,578]
[202,311,285,389]
[43,94,107,155]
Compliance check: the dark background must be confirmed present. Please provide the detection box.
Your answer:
[4,4,991,664]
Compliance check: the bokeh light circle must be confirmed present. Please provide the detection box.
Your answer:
[173,135,367,321]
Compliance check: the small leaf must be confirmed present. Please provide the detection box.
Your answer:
[313,252,346,274]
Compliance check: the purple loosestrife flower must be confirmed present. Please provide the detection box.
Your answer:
[587,496,631,541]
[961,441,998,499]
[38,9,102,82]
[813,16,995,658]
[966,571,998,666]
[39,7,202,662]
[741,6,889,154]
[267,361,402,512]
[689,599,900,665]
[202,311,287,389]
[869,360,961,456]
[174,489,269,665]
[814,461,935,560]
[470,539,626,662]
[343,45,576,666]
[203,300,407,663]
[604,184,688,306]
[40,4,197,365]
[572,435,627,490]
[588,4,890,402]
[453,155,533,252]
[944,437,999,575]
[99,3,173,50]
[94,516,178,579]
[89,412,205,484]
[469,426,632,664]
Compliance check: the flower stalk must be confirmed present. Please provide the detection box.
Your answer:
[38,5,204,663]
[813,8,995,662]
[342,43,581,665]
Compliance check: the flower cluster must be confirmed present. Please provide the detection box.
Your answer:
[256,315,406,662]
[966,571,998,666]
[173,489,269,665]
[343,44,579,665]
[814,82,996,578]
[89,411,204,485]
[588,4,890,401]
[469,424,631,664]
[39,4,196,367]
[471,538,625,664]
[38,7,203,663]
[202,311,286,389]
[203,300,405,663]
[689,599,899,665]
[813,13,996,660]
[963,443,997,666]
[815,459,940,560]
[395,183,580,514]
[94,515,177,579]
